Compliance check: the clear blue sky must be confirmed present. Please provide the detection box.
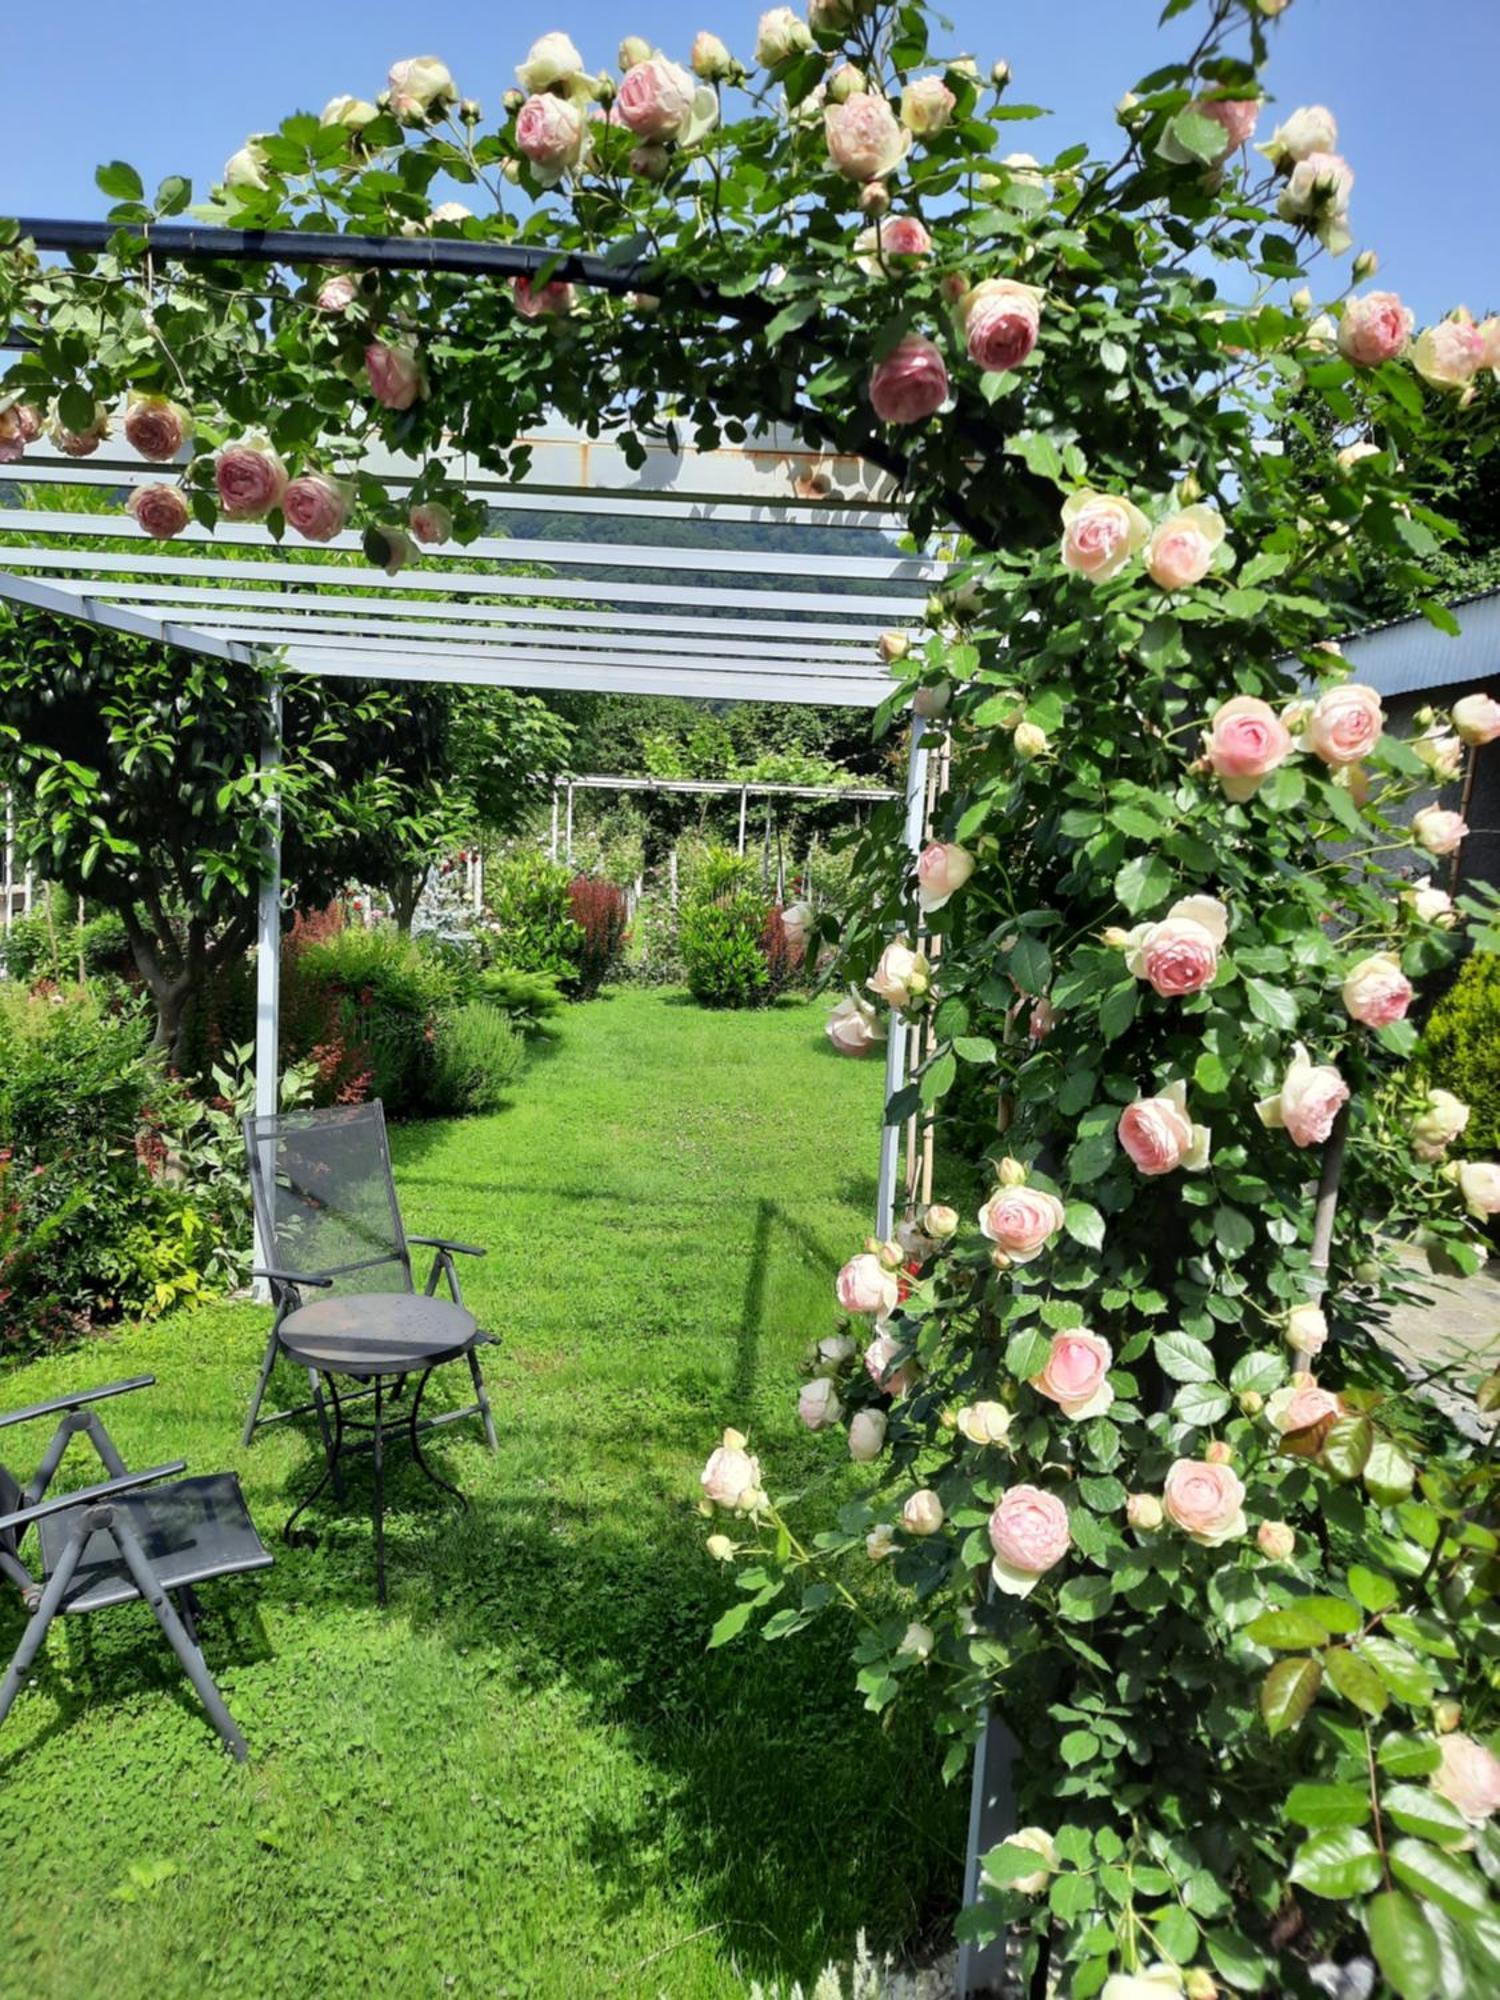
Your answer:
[7,2,1496,324]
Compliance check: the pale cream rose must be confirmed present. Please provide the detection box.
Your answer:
[1411,1089,1469,1161]
[957,1401,1012,1446]
[986,1826,1057,1897]
[1060,490,1151,582]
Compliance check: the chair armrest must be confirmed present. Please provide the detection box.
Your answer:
[253,1268,335,1290]
[0,1375,156,1433]
[408,1237,486,1258]
[0,1461,188,1534]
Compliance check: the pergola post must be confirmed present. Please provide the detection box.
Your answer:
[251,674,282,1302]
[564,782,574,866]
[737,785,748,855]
[549,784,559,860]
[874,719,928,1242]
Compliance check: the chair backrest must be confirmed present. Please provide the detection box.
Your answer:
[242,1102,413,1296]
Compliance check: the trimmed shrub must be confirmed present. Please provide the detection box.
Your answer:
[484,852,583,984]
[429,1004,525,1116]
[625,889,684,986]
[680,891,773,1008]
[0,901,132,985]
[0,985,218,1350]
[287,925,462,1115]
[567,875,629,997]
[1423,951,1500,1154]
[475,966,566,1033]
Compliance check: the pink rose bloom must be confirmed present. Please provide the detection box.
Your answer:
[215,439,287,520]
[1452,693,1500,746]
[988,1484,1071,1596]
[853,215,933,274]
[369,525,416,577]
[1060,490,1150,583]
[848,1408,887,1461]
[1412,318,1486,391]
[900,75,955,137]
[869,336,950,425]
[1125,895,1229,999]
[901,1488,944,1535]
[1337,290,1414,367]
[863,1330,917,1397]
[1273,1379,1344,1440]
[1257,1042,1350,1148]
[1411,806,1468,857]
[977,1186,1065,1264]
[1028,996,1056,1041]
[408,501,453,546]
[1197,96,1259,152]
[867,938,930,1011]
[1257,1521,1296,1561]
[825,93,908,180]
[701,1430,761,1510]
[1030,1330,1114,1420]
[123,395,190,462]
[1146,506,1225,591]
[1163,1459,1247,1546]
[915,841,973,912]
[1203,695,1293,801]
[516,91,588,169]
[126,483,191,540]
[365,340,426,410]
[283,473,349,543]
[1433,1734,1500,1826]
[798,1378,841,1431]
[1341,953,1413,1029]
[837,1252,898,1317]
[618,56,700,140]
[961,279,1043,374]
[1456,1162,1500,1220]
[1304,682,1384,766]
[1118,1080,1210,1175]
[50,405,110,457]
[317,273,359,313]
[826,990,885,1057]
[514,276,575,319]
[0,404,41,462]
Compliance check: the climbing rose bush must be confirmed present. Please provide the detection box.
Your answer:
[4,3,1500,1993]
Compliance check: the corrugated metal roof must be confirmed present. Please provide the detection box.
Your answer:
[1342,586,1500,697]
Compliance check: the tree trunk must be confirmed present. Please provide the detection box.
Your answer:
[390,868,423,934]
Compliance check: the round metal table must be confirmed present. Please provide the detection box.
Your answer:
[279,1293,480,1603]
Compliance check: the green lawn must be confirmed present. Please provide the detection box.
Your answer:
[0,990,964,1999]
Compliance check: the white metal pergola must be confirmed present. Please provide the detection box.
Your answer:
[0,420,938,1239]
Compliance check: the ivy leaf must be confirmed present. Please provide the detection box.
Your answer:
[1261,1655,1322,1736]
[1288,1827,1383,1900]
[1366,1890,1441,2000]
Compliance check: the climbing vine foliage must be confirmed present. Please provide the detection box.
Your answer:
[4,1,1500,1993]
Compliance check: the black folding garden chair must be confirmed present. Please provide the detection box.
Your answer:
[0,1375,271,1760]
[240,1101,498,1476]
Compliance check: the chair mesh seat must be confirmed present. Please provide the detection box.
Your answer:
[36,1473,272,1614]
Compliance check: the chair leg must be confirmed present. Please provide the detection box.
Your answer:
[0,1527,86,1735]
[372,1377,387,1607]
[242,1325,284,1448]
[467,1347,498,1453]
[306,1369,346,1501]
[110,1515,249,1762]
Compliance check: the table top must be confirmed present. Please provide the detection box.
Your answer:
[280,1292,479,1377]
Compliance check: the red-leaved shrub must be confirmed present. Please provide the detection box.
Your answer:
[567,876,629,998]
